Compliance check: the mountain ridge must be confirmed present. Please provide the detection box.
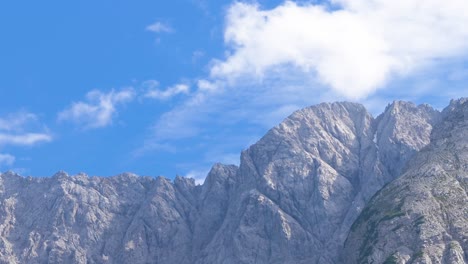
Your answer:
[0,99,465,264]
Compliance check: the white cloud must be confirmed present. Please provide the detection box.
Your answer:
[143,0,468,142]
[145,84,190,100]
[0,154,15,167]
[58,88,135,129]
[146,21,173,33]
[197,79,219,92]
[0,111,52,147]
[137,0,468,170]
[0,133,52,146]
[0,112,37,132]
[210,0,468,99]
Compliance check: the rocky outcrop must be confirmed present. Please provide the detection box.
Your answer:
[196,101,440,264]
[344,98,468,264]
[0,172,195,263]
[0,99,462,264]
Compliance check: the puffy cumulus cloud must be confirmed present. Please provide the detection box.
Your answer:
[144,84,190,100]
[58,88,135,129]
[137,0,468,169]
[210,0,468,99]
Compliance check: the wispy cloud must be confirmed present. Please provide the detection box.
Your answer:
[146,21,173,33]
[0,111,52,147]
[0,111,52,169]
[0,112,38,132]
[58,88,135,129]
[147,75,329,145]
[0,154,15,167]
[144,84,190,100]
[0,133,52,146]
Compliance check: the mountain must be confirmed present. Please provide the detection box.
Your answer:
[344,98,468,263]
[0,99,464,264]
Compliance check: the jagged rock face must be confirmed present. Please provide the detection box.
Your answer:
[198,102,440,264]
[344,99,468,264]
[0,173,197,264]
[191,164,238,260]
[375,101,441,181]
[0,163,242,264]
[0,100,452,264]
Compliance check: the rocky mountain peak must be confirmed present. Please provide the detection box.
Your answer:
[374,100,441,179]
[0,99,465,264]
[344,99,467,263]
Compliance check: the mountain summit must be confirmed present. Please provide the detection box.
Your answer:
[0,99,466,264]
[344,98,468,263]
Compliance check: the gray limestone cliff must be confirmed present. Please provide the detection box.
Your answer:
[195,101,440,264]
[344,98,468,264]
[0,99,464,264]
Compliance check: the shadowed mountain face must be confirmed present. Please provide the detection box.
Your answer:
[0,99,464,264]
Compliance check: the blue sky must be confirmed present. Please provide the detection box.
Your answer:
[1,0,467,181]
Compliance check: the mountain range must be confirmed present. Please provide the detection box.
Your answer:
[0,98,466,264]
